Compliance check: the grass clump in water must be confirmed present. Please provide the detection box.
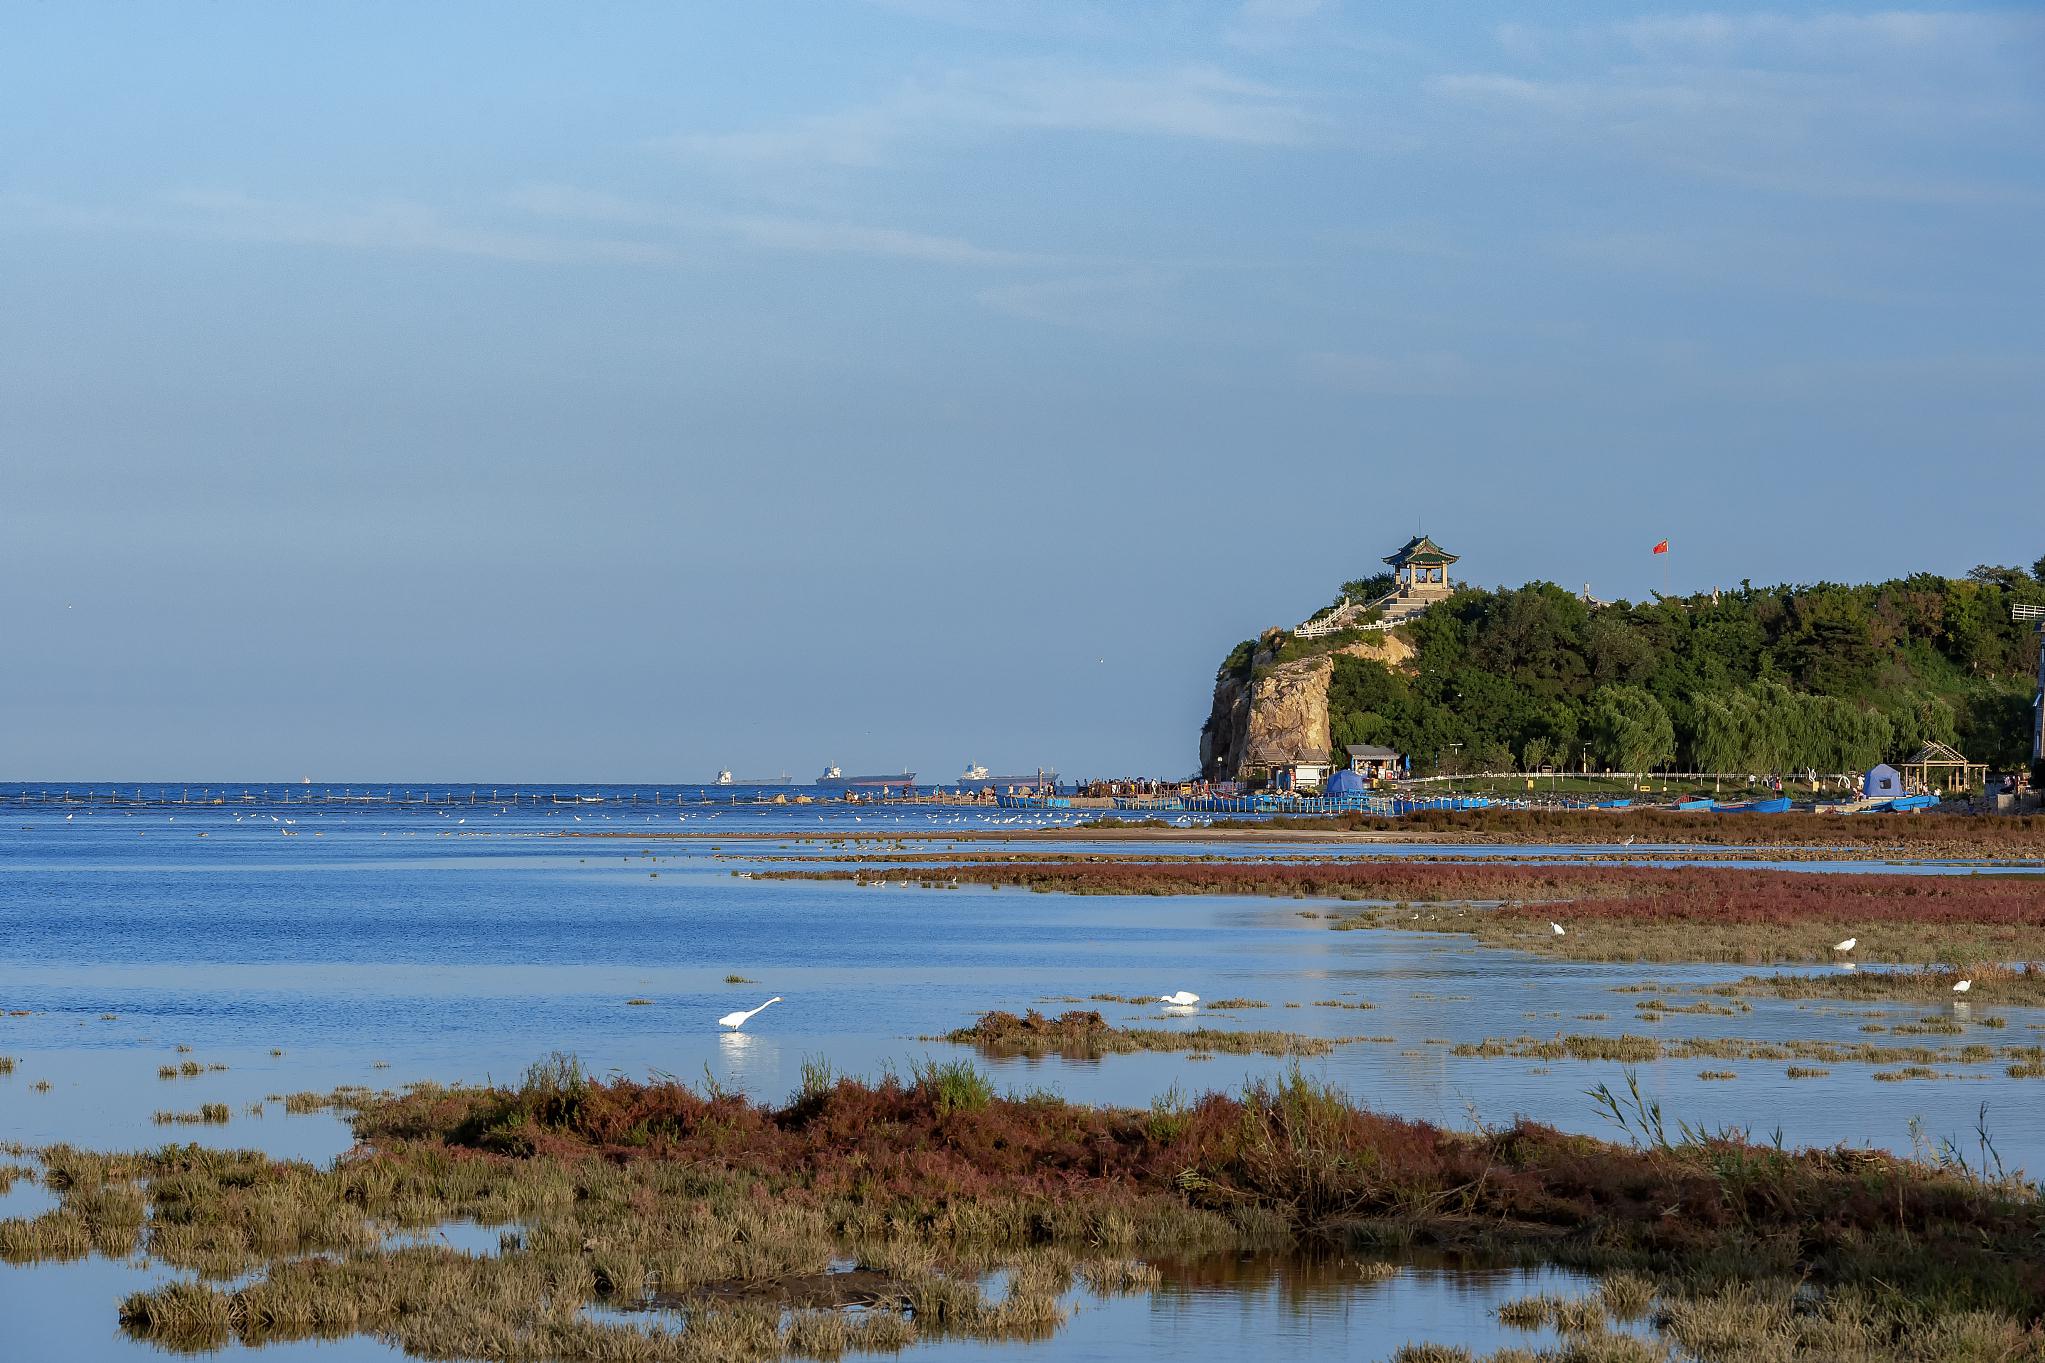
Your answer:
[942,1009,1349,1058]
[151,1104,230,1125]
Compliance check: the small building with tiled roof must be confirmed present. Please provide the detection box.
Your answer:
[1383,534,1458,599]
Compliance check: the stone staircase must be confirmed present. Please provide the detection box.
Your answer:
[1295,587,1447,639]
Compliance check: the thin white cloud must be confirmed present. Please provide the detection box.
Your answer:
[665,109,899,170]
[1496,10,2045,64]
[661,61,1320,174]
[1430,12,2045,207]
[1303,350,1467,396]
[2,185,1053,274]
[166,190,678,265]
[1611,11,2043,60]
[720,214,1039,266]
[977,272,1180,335]
[510,184,1052,268]
[0,189,677,266]
[1225,0,1333,51]
[970,64,1315,144]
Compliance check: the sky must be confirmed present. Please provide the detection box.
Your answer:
[2,2,2041,781]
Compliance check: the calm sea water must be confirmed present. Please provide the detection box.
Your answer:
[2,797,2039,1361]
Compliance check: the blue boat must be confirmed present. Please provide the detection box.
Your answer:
[1716,797,1791,814]
[1594,798,1632,809]
[1674,798,1714,811]
[1886,794,1939,812]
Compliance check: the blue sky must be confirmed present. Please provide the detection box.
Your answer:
[3,2,2040,780]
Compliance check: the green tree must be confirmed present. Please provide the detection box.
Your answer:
[1692,691,1753,772]
[1586,685,1675,772]
[1337,572,1397,607]
[1210,565,2038,779]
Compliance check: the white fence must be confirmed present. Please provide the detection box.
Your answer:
[1295,590,1406,639]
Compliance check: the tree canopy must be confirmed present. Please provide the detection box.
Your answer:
[1297,568,2044,774]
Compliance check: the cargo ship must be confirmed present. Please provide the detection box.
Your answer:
[955,764,1059,791]
[712,770,793,787]
[816,765,916,789]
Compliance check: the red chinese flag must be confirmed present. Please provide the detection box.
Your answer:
[1651,539,1670,555]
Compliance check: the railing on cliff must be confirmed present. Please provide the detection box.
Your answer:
[1293,587,1433,639]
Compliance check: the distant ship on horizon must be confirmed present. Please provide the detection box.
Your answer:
[956,763,1059,790]
[712,770,793,787]
[816,765,916,789]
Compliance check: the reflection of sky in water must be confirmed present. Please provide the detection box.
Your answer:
[2,806,2040,1359]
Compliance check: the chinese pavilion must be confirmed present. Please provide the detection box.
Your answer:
[1384,534,1458,599]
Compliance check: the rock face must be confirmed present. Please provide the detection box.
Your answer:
[1198,630,1417,781]
[1200,653,1332,781]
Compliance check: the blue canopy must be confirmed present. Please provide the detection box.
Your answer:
[1326,768,1367,795]
[1863,765,1902,799]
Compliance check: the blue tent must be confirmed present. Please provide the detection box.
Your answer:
[1325,768,1367,796]
[1863,764,1903,799]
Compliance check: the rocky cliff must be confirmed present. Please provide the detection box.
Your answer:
[1200,631,1413,781]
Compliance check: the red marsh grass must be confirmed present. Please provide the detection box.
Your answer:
[1226,807,2045,859]
[8,1055,2045,1361]
[771,858,2045,971]
[349,1064,2045,1297]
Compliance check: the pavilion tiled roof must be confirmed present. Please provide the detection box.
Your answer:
[1383,534,1458,566]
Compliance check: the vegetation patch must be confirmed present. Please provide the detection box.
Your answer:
[6,1057,2041,1362]
[1223,804,2045,859]
[1449,1031,2041,1070]
[941,1009,1351,1058]
[1737,962,2045,1004]
[151,1104,230,1125]
[772,859,2045,970]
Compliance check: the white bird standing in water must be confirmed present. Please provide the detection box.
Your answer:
[1952,979,1972,994]
[1550,922,1566,937]
[1833,937,1856,953]
[1158,991,1200,1007]
[718,996,782,1029]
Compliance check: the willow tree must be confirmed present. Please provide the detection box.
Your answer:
[1587,685,1676,773]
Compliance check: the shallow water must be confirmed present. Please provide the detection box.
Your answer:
[3,804,2040,1360]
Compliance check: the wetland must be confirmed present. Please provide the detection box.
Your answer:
[5,797,2043,1361]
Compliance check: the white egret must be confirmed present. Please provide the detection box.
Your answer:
[1833,938,1856,953]
[718,996,782,1029]
[1952,979,1972,994]
[1158,991,1200,1007]
[1550,922,1566,937]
